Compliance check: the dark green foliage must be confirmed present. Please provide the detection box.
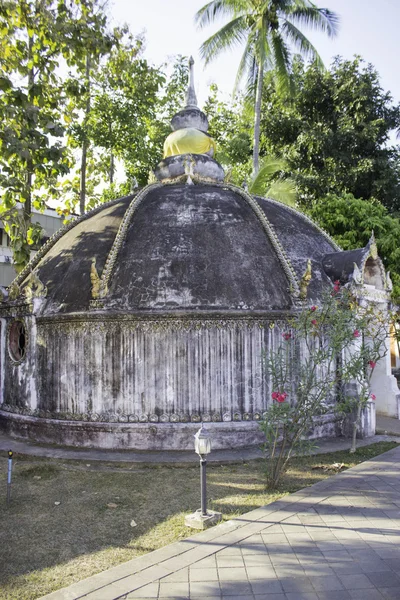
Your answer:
[259,57,400,211]
[308,193,400,303]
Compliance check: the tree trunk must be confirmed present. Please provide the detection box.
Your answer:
[108,120,114,184]
[350,402,362,453]
[25,36,34,220]
[252,62,264,177]
[109,151,114,184]
[80,54,91,215]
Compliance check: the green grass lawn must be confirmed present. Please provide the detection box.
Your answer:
[0,441,397,600]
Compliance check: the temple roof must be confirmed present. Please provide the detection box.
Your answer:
[11,183,339,315]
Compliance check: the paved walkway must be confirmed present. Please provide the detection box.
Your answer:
[41,445,400,600]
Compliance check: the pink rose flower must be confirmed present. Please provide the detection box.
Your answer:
[311,319,317,326]
[368,360,376,369]
[353,330,360,338]
[310,306,317,312]
[370,393,376,401]
[282,332,292,341]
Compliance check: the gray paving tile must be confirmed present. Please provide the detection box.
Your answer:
[243,554,272,567]
[158,581,189,598]
[367,571,400,587]
[280,576,314,593]
[323,551,353,562]
[190,567,219,582]
[253,595,285,600]
[250,579,283,595]
[125,582,159,598]
[261,533,287,544]
[348,590,384,599]
[311,575,344,591]
[338,574,374,590]
[218,567,248,581]
[285,593,319,600]
[273,564,306,577]
[380,589,400,600]
[162,568,189,582]
[189,581,221,596]
[190,597,221,600]
[358,559,392,573]
[246,566,277,580]
[220,581,253,596]
[315,592,351,600]
[218,547,243,557]
[330,562,364,575]
[217,555,245,568]
[253,595,285,599]
[220,596,254,600]
[191,555,217,569]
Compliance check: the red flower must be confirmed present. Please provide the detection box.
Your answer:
[310,305,317,312]
[368,360,376,369]
[370,393,376,401]
[311,319,317,326]
[272,391,287,403]
[282,332,292,341]
[332,280,341,294]
[353,330,360,338]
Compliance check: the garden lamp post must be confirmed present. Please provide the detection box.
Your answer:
[194,425,211,516]
[185,425,222,529]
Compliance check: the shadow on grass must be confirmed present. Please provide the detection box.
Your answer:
[0,441,397,600]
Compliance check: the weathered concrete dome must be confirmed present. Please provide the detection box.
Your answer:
[17,183,338,316]
[0,180,346,450]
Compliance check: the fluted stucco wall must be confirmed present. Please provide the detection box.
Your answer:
[32,318,281,422]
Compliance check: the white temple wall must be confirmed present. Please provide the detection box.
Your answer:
[371,333,400,418]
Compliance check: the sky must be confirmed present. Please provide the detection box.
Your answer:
[108,0,400,110]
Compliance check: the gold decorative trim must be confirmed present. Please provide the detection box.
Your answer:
[24,271,47,301]
[95,183,162,299]
[299,259,312,300]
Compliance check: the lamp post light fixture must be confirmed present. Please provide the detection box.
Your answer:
[184,425,222,530]
[194,425,211,516]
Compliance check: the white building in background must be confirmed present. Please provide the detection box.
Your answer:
[0,207,64,286]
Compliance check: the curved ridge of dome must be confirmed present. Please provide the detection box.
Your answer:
[91,183,163,303]
[11,195,134,290]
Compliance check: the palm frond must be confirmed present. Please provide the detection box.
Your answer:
[282,20,324,68]
[199,15,249,65]
[265,179,297,206]
[288,6,339,38]
[249,156,289,195]
[270,31,292,92]
[195,0,248,29]
[234,33,256,94]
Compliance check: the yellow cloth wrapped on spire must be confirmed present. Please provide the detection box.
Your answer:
[163,127,216,158]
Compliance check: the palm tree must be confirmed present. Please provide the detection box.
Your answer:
[195,0,339,175]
